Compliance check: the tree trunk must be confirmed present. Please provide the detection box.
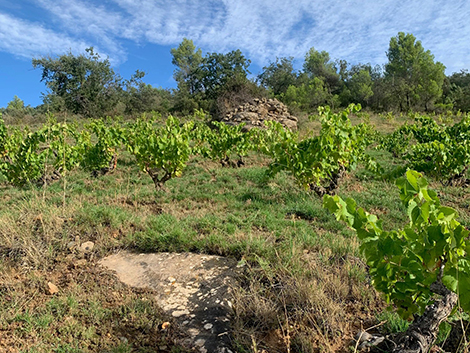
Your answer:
[374,281,458,353]
[448,166,470,187]
[147,168,171,191]
[309,166,346,197]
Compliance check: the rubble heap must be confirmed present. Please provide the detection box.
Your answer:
[221,98,298,131]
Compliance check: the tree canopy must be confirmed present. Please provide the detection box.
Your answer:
[32,48,122,117]
[170,38,203,95]
[258,57,298,96]
[445,70,470,111]
[385,32,446,111]
[303,47,340,91]
[170,39,253,114]
[21,32,470,118]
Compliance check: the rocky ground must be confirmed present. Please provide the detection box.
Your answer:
[100,251,243,353]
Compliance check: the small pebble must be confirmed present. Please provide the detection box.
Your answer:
[80,241,94,253]
[194,338,205,347]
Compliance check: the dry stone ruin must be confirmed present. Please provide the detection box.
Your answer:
[221,98,298,131]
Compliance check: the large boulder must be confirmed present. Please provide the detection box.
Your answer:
[221,98,298,131]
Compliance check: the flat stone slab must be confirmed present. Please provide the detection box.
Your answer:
[99,251,239,353]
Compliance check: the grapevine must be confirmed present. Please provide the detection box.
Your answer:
[126,115,194,190]
[379,114,470,185]
[264,104,381,196]
[324,170,470,351]
[81,118,126,176]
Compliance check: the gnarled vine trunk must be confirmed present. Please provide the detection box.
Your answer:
[309,166,346,197]
[373,281,458,353]
[146,167,171,191]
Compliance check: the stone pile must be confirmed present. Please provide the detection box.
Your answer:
[221,98,298,131]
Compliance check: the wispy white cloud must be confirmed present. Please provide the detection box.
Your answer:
[112,0,228,44]
[1,0,469,73]
[0,12,92,59]
[108,0,470,73]
[35,0,127,62]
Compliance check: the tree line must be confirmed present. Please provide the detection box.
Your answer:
[2,32,470,120]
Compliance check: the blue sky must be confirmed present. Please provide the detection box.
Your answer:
[0,0,469,108]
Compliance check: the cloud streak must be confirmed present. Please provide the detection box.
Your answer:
[1,0,469,73]
[0,12,92,60]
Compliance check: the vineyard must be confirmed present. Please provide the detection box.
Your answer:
[1,106,470,352]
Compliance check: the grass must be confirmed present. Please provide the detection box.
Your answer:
[0,260,186,352]
[1,122,469,352]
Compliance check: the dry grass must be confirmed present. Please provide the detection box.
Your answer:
[232,248,381,353]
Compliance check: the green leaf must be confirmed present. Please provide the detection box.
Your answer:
[442,272,458,293]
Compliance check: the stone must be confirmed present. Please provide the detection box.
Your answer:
[234,112,258,121]
[354,331,385,349]
[172,310,189,318]
[195,339,205,347]
[47,282,59,295]
[73,259,87,267]
[80,241,94,253]
[355,331,373,341]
